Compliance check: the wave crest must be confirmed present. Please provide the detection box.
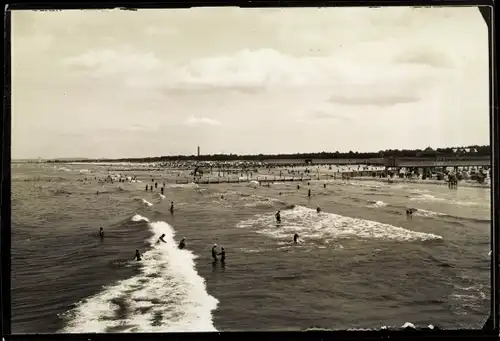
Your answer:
[237,205,443,243]
[60,219,218,333]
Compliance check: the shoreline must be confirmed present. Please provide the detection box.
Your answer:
[349,176,490,189]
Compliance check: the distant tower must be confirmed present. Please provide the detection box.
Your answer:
[197,146,200,157]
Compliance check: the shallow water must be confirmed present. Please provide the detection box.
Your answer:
[11,163,491,332]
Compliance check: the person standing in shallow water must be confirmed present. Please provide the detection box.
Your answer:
[99,227,104,238]
[212,244,218,262]
[170,201,174,213]
[218,247,226,263]
[308,189,311,198]
[134,249,142,261]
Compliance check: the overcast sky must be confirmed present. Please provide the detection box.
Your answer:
[12,7,489,159]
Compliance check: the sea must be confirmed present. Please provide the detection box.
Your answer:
[11,162,491,333]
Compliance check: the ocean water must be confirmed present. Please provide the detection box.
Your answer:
[11,163,491,333]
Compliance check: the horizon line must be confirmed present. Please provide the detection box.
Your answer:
[14,144,490,161]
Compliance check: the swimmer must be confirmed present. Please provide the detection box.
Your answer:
[279,192,282,196]
[178,238,186,250]
[99,227,104,238]
[316,206,321,213]
[157,234,166,243]
[221,195,224,199]
[170,201,174,213]
[218,247,226,263]
[275,210,281,223]
[297,184,300,190]
[212,244,218,262]
[324,183,326,189]
[406,209,413,220]
[293,233,299,243]
[134,249,142,261]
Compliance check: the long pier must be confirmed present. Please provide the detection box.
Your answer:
[176,171,389,184]
[177,176,314,185]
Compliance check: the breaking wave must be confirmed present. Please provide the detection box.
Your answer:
[369,200,387,208]
[59,217,218,333]
[237,205,443,243]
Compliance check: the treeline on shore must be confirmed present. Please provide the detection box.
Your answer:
[45,145,490,163]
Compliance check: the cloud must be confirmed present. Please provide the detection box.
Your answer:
[64,48,440,98]
[329,94,420,107]
[13,33,55,55]
[308,111,352,121]
[327,82,422,107]
[64,48,163,77]
[128,123,159,131]
[394,48,456,68]
[184,116,221,127]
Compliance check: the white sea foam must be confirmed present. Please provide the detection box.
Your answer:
[413,209,445,218]
[347,181,382,189]
[369,200,387,208]
[158,194,166,199]
[168,183,199,189]
[249,180,259,188]
[60,218,218,333]
[141,199,153,207]
[409,188,430,194]
[454,200,481,206]
[237,205,442,243]
[389,184,407,189]
[132,214,150,222]
[401,322,416,329]
[409,194,445,202]
[410,194,480,206]
[239,247,267,253]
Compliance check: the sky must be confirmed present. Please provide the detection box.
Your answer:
[12,7,490,159]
